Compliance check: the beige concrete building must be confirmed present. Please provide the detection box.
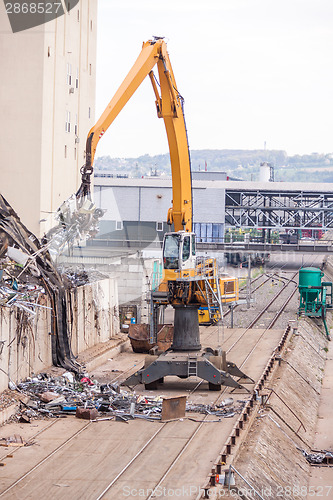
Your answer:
[0,0,97,236]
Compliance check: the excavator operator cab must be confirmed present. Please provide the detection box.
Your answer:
[162,231,196,272]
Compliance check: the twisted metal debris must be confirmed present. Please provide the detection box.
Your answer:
[0,190,105,376]
[0,195,87,373]
[11,372,247,423]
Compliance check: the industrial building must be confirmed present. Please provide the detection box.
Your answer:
[0,7,332,498]
[92,174,333,250]
[0,0,97,236]
[93,175,226,245]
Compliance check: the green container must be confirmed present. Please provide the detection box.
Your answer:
[299,267,323,303]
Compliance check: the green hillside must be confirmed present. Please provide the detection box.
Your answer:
[95,150,333,183]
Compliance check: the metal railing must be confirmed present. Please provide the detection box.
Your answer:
[87,236,333,248]
[227,465,265,500]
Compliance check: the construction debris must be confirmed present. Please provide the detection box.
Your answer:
[0,435,26,447]
[61,267,108,289]
[161,395,186,421]
[4,372,247,424]
[46,194,105,260]
[0,193,105,375]
[301,448,333,465]
[0,282,48,318]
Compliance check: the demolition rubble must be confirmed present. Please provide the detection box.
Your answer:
[0,193,105,376]
[3,371,246,425]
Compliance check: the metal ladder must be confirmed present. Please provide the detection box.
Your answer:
[204,264,223,323]
[188,356,198,377]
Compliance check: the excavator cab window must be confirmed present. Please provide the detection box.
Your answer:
[163,233,180,269]
[182,235,191,262]
[192,234,196,256]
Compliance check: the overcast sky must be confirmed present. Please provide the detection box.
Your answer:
[95,0,333,158]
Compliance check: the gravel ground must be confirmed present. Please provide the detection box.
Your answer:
[223,255,325,330]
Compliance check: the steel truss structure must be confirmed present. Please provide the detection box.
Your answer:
[225,188,333,230]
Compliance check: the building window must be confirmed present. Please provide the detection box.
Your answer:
[75,68,79,89]
[156,222,163,232]
[64,145,67,158]
[88,107,91,119]
[74,147,77,160]
[77,9,80,22]
[65,111,71,133]
[90,20,93,31]
[66,63,72,85]
[89,63,92,76]
[116,221,123,231]
[47,46,51,57]
[193,223,224,243]
[74,114,78,136]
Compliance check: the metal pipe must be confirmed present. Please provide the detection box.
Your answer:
[227,465,265,500]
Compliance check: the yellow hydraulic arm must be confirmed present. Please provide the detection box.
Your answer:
[77,38,192,233]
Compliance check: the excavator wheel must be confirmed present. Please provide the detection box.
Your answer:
[208,382,221,391]
[145,381,159,390]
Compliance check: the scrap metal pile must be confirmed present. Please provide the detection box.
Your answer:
[46,194,104,260]
[60,267,108,289]
[0,281,47,319]
[10,372,247,423]
[300,448,333,465]
[0,193,104,374]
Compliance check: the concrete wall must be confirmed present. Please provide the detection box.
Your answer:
[112,256,159,310]
[0,277,118,392]
[70,278,119,355]
[58,254,162,324]
[0,7,44,233]
[96,220,165,243]
[0,0,97,236]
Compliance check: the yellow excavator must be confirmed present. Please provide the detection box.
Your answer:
[77,37,251,390]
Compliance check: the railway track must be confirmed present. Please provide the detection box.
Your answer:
[223,273,272,318]
[95,329,288,499]
[0,323,289,500]
[246,270,298,329]
[0,258,324,499]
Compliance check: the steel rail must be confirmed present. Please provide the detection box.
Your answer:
[2,258,322,498]
[0,418,58,463]
[97,293,299,499]
[0,422,92,498]
[199,256,323,497]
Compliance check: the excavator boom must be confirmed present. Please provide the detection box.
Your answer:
[82,38,248,391]
[77,38,192,233]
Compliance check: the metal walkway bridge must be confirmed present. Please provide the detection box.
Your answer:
[197,241,333,254]
[85,238,333,254]
[224,181,333,230]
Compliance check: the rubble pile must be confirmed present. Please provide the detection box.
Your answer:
[0,193,105,375]
[0,237,47,318]
[300,448,333,465]
[0,279,47,319]
[60,267,108,288]
[6,372,247,424]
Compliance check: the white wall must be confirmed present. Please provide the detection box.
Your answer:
[0,0,97,236]
[0,278,118,392]
[94,181,226,224]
